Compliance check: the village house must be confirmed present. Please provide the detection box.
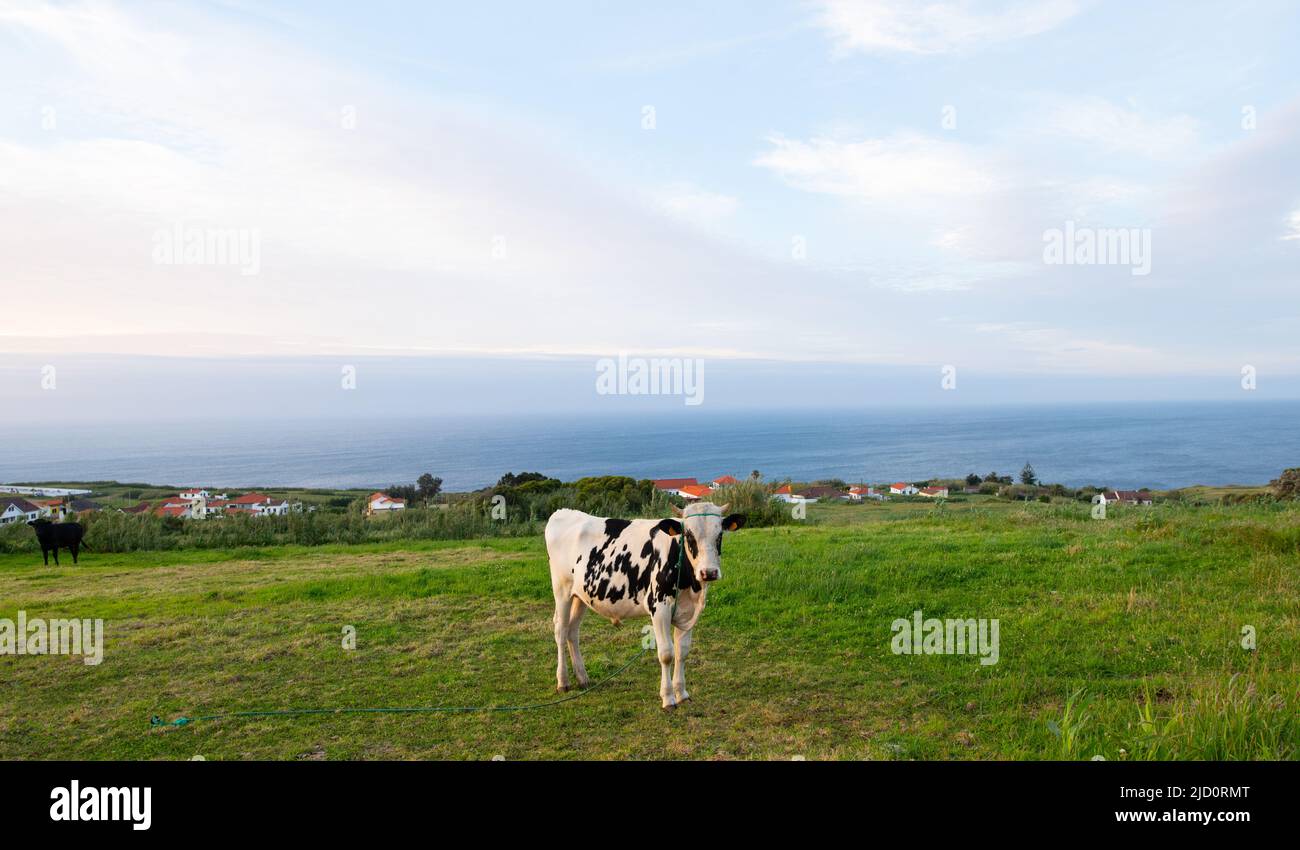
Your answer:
[0,497,42,525]
[918,486,949,498]
[1099,489,1153,506]
[770,484,802,503]
[223,493,296,517]
[845,485,885,501]
[889,482,919,496]
[154,501,193,519]
[33,499,68,519]
[709,475,739,488]
[147,491,298,519]
[652,478,699,497]
[677,484,714,500]
[367,492,406,515]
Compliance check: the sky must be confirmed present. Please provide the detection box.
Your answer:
[1,0,1298,418]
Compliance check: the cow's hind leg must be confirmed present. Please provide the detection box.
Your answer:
[70,542,80,564]
[52,546,59,566]
[653,607,676,710]
[672,626,692,703]
[41,547,49,566]
[553,593,572,693]
[566,597,590,688]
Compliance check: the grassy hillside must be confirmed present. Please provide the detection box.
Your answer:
[1,500,1296,760]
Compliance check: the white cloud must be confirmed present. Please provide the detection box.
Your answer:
[1040,96,1199,158]
[652,182,740,227]
[1283,210,1300,241]
[0,2,788,357]
[754,131,1052,266]
[754,131,995,200]
[815,0,1080,55]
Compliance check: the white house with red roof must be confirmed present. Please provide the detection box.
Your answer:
[210,493,296,517]
[154,500,193,519]
[652,478,699,497]
[846,485,884,501]
[918,486,949,498]
[367,492,406,515]
[889,482,919,495]
[770,484,808,503]
[709,475,740,488]
[677,484,714,500]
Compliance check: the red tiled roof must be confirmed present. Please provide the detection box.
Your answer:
[155,505,189,517]
[653,478,698,490]
[678,484,713,498]
[710,475,739,486]
[370,492,405,505]
[771,484,792,495]
[892,482,910,489]
[228,493,270,505]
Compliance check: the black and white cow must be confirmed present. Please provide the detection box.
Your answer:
[544,502,745,709]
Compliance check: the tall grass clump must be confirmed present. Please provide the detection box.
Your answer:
[1122,675,1298,760]
[706,478,799,527]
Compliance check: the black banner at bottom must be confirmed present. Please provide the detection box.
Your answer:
[4,760,1285,836]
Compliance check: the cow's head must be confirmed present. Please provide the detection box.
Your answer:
[27,518,51,529]
[663,502,745,584]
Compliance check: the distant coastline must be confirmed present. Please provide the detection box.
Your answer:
[1,400,1295,492]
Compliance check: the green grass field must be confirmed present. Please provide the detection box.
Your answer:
[1,499,1296,760]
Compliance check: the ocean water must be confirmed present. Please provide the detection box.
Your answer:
[0,401,1295,491]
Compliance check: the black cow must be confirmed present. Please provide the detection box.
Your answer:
[27,519,88,565]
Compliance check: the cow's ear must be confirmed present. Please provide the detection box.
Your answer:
[655,518,682,537]
[723,514,746,532]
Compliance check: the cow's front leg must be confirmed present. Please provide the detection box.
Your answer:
[672,625,692,703]
[653,607,676,710]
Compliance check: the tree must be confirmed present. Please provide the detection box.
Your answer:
[496,471,549,488]
[965,473,982,486]
[1019,463,1038,486]
[985,471,1000,485]
[750,470,761,480]
[1270,468,1300,500]
[386,484,417,502]
[416,473,443,506]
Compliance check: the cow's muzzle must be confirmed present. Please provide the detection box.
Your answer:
[700,568,720,582]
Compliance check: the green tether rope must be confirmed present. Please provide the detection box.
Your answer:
[150,509,711,728]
